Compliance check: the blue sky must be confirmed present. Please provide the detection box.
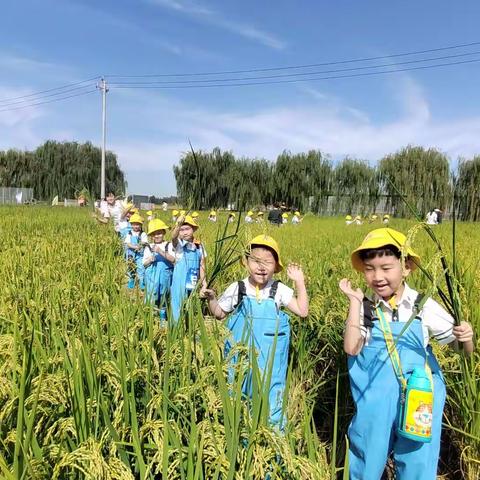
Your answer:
[1,0,480,196]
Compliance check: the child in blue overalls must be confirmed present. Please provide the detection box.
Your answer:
[170,215,207,323]
[201,235,309,428]
[124,213,148,290]
[339,227,474,480]
[143,218,175,318]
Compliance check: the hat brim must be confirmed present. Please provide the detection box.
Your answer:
[351,243,420,272]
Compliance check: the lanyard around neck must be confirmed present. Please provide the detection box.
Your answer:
[376,306,407,392]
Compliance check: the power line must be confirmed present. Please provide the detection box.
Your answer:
[105,40,480,78]
[107,50,480,86]
[108,58,480,90]
[0,89,98,113]
[0,76,100,105]
[0,84,98,108]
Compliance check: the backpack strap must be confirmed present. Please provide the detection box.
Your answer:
[412,293,425,320]
[269,280,280,300]
[362,296,376,329]
[237,280,247,307]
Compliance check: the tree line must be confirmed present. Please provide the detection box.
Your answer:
[0,141,125,201]
[174,145,480,221]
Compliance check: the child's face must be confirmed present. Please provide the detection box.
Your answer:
[363,254,411,299]
[131,222,142,232]
[179,224,194,241]
[106,193,115,205]
[152,230,165,243]
[246,247,277,286]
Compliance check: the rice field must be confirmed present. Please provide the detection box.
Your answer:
[0,206,478,479]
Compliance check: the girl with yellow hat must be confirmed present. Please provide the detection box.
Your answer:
[143,219,175,318]
[170,214,207,323]
[291,211,301,225]
[244,210,254,223]
[201,234,308,429]
[339,228,474,479]
[124,213,148,290]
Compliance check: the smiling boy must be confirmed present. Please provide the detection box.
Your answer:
[201,234,308,427]
[339,228,473,480]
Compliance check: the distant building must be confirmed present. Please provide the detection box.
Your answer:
[131,194,150,205]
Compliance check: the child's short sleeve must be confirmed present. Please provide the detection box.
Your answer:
[217,282,241,313]
[275,282,294,308]
[143,246,154,265]
[124,233,131,245]
[421,298,456,345]
[141,232,148,243]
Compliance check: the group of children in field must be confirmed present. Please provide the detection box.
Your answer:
[107,202,474,479]
[345,213,390,225]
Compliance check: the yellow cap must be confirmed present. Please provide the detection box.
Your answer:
[192,211,199,218]
[383,214,390,219]
[282,212,288,218]
[248,235,283,273]
[210,210,216,216]
[351,228,420,272]
[146,210,153,216]
[147,219,169,235]
[180,210,186,216]
[247,210,253,216]
[172,210,179,216]
[345,215,352,220]
[371,214,378,219]
[129,213,144,225]
[229,212,236,217]
[181,215,199,229]
[294,211,300,216]
[123,203,134,212]
[257,211,264,216]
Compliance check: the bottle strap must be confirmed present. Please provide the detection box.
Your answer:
[376,306,408,393]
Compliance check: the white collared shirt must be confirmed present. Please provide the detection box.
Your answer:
[217,277,294,313]
[358,283,456,347]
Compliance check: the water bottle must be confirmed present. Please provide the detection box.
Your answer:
[398,367,433,443]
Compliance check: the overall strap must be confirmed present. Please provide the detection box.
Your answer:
[237,280,247,306]
[269,280,280,300]
[413,293,425,318]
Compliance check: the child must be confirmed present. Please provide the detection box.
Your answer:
[339,228,474,479]
[291,211,301,224]
[118,204,134,241]
[281,212,289,224]
[383,214,390,224]
[201,235,308,428]
[228,212,236,223]
[172,209,179,223]
[256,211,264,223]
[146,210,154,222]
[345,215,354,226]
[124,213,148,290]
[208,210,217,222]
[143,219,175,318]
[245,210,254,223]
[170,215,207,322]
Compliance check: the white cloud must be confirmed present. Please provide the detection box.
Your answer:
[147,0,286,50]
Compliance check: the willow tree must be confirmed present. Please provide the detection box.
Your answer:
[454,156,480,221]
[332,157,377,215]
[0,141,125,200]
[379,145,452,217]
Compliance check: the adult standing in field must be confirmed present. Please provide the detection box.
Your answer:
[426,209,438,225]
[268,203,282,226]
[434,208,443,224]
[100,192,123,233]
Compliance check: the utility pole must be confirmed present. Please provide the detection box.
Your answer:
[99,77,108,200]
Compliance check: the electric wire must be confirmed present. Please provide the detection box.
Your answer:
[0,76,100,105]
[107,50,480,86]
[108,58,480,90]
[105,40,480,78]
[0,84,99,108]
[0,89,98,113]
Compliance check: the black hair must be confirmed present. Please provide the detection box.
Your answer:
[246,244,279,263]
[358,245,401,261]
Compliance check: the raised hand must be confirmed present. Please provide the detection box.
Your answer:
[287,263,305,283]
[339,278,364,303]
